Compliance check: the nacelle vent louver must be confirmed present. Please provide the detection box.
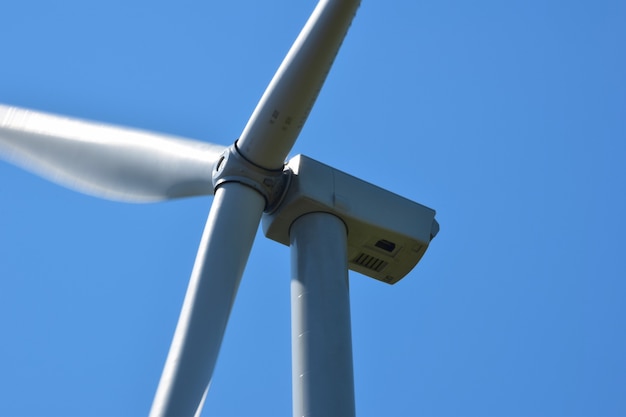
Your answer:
[352,253,388,272]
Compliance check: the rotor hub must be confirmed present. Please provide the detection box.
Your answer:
[212,142,290,213]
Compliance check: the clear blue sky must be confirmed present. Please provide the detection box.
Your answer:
[1,1,625,416]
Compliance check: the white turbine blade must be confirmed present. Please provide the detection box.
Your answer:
[150,2,362,415]
[0,104,225,202]
[237,0,361,170]
[150,182,265,417]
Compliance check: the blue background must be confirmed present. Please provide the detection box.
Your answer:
[1,1,625,416]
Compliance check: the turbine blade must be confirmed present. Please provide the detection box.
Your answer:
[237,0,361,169]
[150,182,265,417]
[0,104,225,202]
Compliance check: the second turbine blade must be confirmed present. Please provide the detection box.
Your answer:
[237,0,361,170]
[150,182,265,417]
[0,104,225,202]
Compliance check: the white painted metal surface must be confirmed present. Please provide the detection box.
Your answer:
[264,154,439,284]
[152,1,362,414]
[0,104,224,202]
[290,213,355,417]
[237,0,361,170]
[0,1,439,416]
[150,183,265,417]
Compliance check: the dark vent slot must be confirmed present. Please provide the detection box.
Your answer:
[352,253,388,272]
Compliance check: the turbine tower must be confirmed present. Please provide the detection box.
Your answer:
[0,1,438,415]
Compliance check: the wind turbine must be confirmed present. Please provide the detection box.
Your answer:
[0,0,438,415]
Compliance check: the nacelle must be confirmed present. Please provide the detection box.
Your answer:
[263,155,438,284]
